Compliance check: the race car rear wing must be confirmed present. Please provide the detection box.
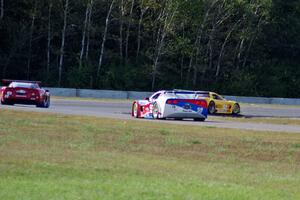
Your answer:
[2,79,42,86]
[166,89,209,95]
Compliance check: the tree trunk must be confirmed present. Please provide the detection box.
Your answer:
[207,0,227,74]
[85,0,93,61]
[151,6,166,91]
[151,2,178,91]
[47,2,52,77]
[242,16,263,69]
[199,41,211,85]
[119,0,125,60]
[27,0,37,80]
[136,3,148,58]
[186,0,216,87]
[236,38,244,69]
[79,1,89,68]
[193,53,200,88]
[208,39,213,70]
[180,23,185,84]
[125,0,135,61]
[97,0,115,78]
[0,0,3,19]
[216,20,240,77]
[180,55,184,84]
[190,29,203,87]
[58,0,69,86]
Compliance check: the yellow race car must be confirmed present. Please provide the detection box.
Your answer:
[196,91,240,115]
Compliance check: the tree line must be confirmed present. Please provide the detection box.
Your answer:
[0,0,299,97]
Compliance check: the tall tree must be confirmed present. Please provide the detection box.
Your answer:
[186,0,216,87]
[26,0,37,80]
[58,0,69,86]
[125,0,135,61]
[136,0,149,58]
[119,0,125,60]
[0,0,3,19]
[79,0,90,67]
[215,19,240,77]
[85,0,93,61]
[47,1,52,77]
[97,0,115,78]
[151,0,178,91]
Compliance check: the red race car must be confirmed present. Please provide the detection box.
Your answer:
[0,79,50,108]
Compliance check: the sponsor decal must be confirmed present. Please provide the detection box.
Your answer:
[17,90,26,94]
[183,103,191,110]
[197,107,203,113]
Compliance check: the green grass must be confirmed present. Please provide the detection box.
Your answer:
[209,116,300,126]
[0,109,300,200]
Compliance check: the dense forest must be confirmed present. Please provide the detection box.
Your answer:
[0,0,299,97]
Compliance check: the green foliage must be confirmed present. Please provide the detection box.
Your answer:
[0,0,299,97]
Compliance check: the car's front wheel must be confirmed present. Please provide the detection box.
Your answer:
[37,96,50,108]
[232,103,240,115]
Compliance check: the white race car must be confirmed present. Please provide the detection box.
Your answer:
[132,90,208,121]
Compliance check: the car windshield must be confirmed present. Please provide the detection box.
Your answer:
[9,82,39,89]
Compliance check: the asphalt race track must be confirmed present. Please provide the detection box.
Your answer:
[1,98,300,133]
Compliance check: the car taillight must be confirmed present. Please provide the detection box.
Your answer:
[167,99,207,108]
[195,100,207,108]
[167,99,179,105]
[167,100,173,104]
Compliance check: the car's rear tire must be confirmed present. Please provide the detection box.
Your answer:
[152,103,162,119]
[208,101,216,114]
[132,102,139,118]
[194,118,205,122]
[232,103,240,115]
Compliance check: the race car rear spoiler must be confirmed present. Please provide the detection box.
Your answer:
[2,79,42,86]
[166,89,209,94]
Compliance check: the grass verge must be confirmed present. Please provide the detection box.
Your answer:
[209,116,300,126]
[0,109,299,200]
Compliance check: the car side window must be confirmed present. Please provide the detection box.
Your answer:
[213,94,223,100]
[32,83,39,89]
[150,93,162,102]
[151,93,161,100]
